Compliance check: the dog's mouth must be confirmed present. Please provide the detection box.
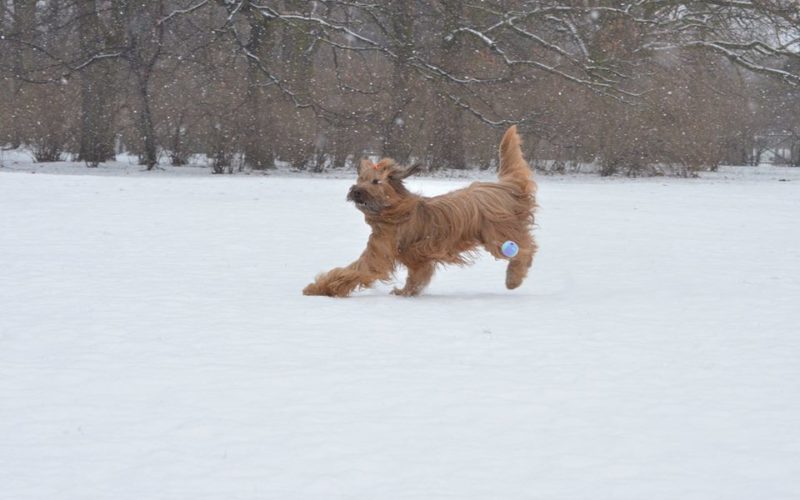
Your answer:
[352,200,380,213]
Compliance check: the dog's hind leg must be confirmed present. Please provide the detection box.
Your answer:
[392,260,435,297]
[505,233,537,290]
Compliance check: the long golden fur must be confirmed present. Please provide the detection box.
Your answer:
[303,125,537,297]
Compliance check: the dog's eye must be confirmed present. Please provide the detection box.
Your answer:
[372,179,381,185]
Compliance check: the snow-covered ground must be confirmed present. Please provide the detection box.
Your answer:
[1,165,799,499]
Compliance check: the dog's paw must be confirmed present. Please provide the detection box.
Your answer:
[304,281,351,297]
[391,287,416,297]
[303,282,325,296]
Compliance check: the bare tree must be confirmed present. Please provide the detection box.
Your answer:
[8,0,36,149]
[2,0,799,175]
[119,0,167,170]
[642,0,800,85]
[77,0,119,165]
[427,0,467,170]
[240,2,278,169]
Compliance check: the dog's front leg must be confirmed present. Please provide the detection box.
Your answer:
[302,264,376,297]
[303,235,395,297]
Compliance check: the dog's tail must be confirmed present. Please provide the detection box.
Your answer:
[498,125,535,195]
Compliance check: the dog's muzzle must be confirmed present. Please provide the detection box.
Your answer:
[347,185,364,203]
[347,186,376,213]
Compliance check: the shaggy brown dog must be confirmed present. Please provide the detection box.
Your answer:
[303,125,537,297]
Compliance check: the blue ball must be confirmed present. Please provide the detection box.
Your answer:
[501,240,519,258]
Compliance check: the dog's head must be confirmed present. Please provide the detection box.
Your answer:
[347,158,421,215]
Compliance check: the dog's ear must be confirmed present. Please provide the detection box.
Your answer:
[359,158,375,175]
[392,163,422,180]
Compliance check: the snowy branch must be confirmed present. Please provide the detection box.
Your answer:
[159,1,210,25]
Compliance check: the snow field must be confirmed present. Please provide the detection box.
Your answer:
[1,169,799,499]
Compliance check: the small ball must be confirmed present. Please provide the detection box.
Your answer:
[501,240,519,258]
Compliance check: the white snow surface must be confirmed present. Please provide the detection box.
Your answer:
[1,166,799,499]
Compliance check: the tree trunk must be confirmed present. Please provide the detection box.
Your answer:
[281,0,317,170]
[77,0,117,166]
[122,0,164,170]
[136,72,158,169]
[10,0,36,149]
[381,0,415,164]
[429,1,466,170]
[0,1,9,144]
[243,5,275,170]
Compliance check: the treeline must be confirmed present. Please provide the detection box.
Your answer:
[1,1,799,175]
